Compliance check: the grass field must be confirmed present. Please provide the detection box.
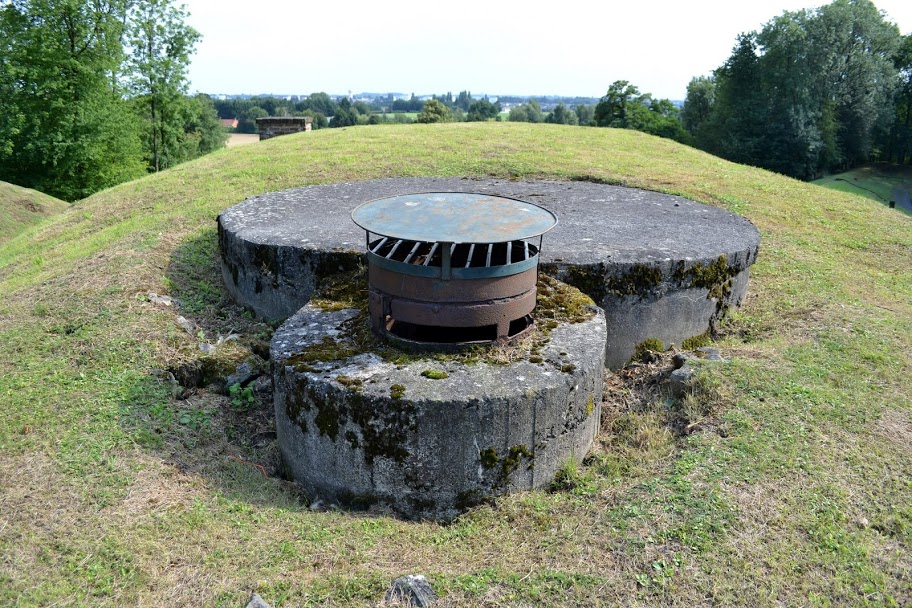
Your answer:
[0,123,910,606]
[0,180,69,244]
[814,163,912,213]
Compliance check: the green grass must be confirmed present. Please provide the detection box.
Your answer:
[813,163,912,213]
[0,180,69,244]
[0,122,910,606]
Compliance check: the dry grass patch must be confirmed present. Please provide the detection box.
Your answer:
[871,408,912,453]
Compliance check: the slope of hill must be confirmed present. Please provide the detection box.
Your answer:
[814,163,912,213]
[0,123,909,606]
[0,180,69,244]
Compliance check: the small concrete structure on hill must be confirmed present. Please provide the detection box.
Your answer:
[217,178,760,368]
[255,116,313,140]
[218,178,760,519]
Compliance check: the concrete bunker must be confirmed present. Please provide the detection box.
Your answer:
[218,178,760,368]
[265,192,603,520]
[218,179,760,519]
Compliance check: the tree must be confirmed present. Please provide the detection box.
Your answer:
[417,99,452,123]
[126,0,201,172]
[691,0,903,178]
[545,103,578,125]
[524,100,543,123]
[575,104,595,126]
[508,106,529,122]
[887,35,912,163]
[698,34,770,167]
[594,81,641,127]
[455,90,473,111]
[236,106,267,133]
[331,97,356,127]
[184,94,227,158]
[302,92,336,117]
[680,76,715,135]
[466,99,500,121]
[594,80,689,142]
[815,0,900,168]
[0,0,146,200]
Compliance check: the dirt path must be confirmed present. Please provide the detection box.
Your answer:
[227,134,259,148]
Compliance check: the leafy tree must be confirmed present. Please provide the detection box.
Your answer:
[466,99,500,121]
[455,90,473,111]
[126,0,201,172]
[594,81,641,127]
[185,94,227,157]
[508,100,542,123]
[352,100,372,116]
[887,35,912,163]
[307,111,329,130]
[331,97,356,127]
[237,106,267,133]
[417,99,452,123]
[680,76,715,135]
[692,0,903,178]
[525,100,543,123]
[546,103,579,125]
[0,0,145,200]
[697,34,770,167]
[575,104,595,126]
[508,106,529,122]
[303,92,336,117]
[594,80,689,142]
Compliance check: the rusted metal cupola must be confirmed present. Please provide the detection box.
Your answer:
[351,192,557,349]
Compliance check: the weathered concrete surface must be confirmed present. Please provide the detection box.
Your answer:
[220,178,760,366]
[272,303,606,521]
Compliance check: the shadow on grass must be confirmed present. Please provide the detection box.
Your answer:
[118,227,304,509]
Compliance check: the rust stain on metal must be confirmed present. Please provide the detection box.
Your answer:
[351,192,556,349]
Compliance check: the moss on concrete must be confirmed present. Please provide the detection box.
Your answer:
[286,336,361,372]
[295,379,416,465]
[336,375,364,390]
[290,269,596,371]
[674,255,736,302]
[479,448,499,469]
[390,384,406,400]
[605,263,663,297]
[633,338,665,361]
[420,369,448,380]
[682,332,712,350]
[479,445,535,485]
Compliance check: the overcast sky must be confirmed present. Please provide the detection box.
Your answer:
[182,0,912,100]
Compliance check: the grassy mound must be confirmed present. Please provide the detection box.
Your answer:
[0,123,909,606]
[0,180,69,244]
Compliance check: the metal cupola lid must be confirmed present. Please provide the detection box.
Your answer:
[351,192,557,244]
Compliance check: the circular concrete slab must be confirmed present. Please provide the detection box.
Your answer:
[219,178,760,367]
[272,302,606,521]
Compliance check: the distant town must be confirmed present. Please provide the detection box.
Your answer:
[205,92,612,113]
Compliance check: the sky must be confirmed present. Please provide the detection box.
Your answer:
[182,0,912,100]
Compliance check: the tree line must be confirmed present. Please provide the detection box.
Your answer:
[213,90,507,129]
[498,0,912,180]
[682,0,912,179]
[0,0,226,201]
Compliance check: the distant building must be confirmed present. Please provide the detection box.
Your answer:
[255,116,313,140]
[221,118,239,129]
